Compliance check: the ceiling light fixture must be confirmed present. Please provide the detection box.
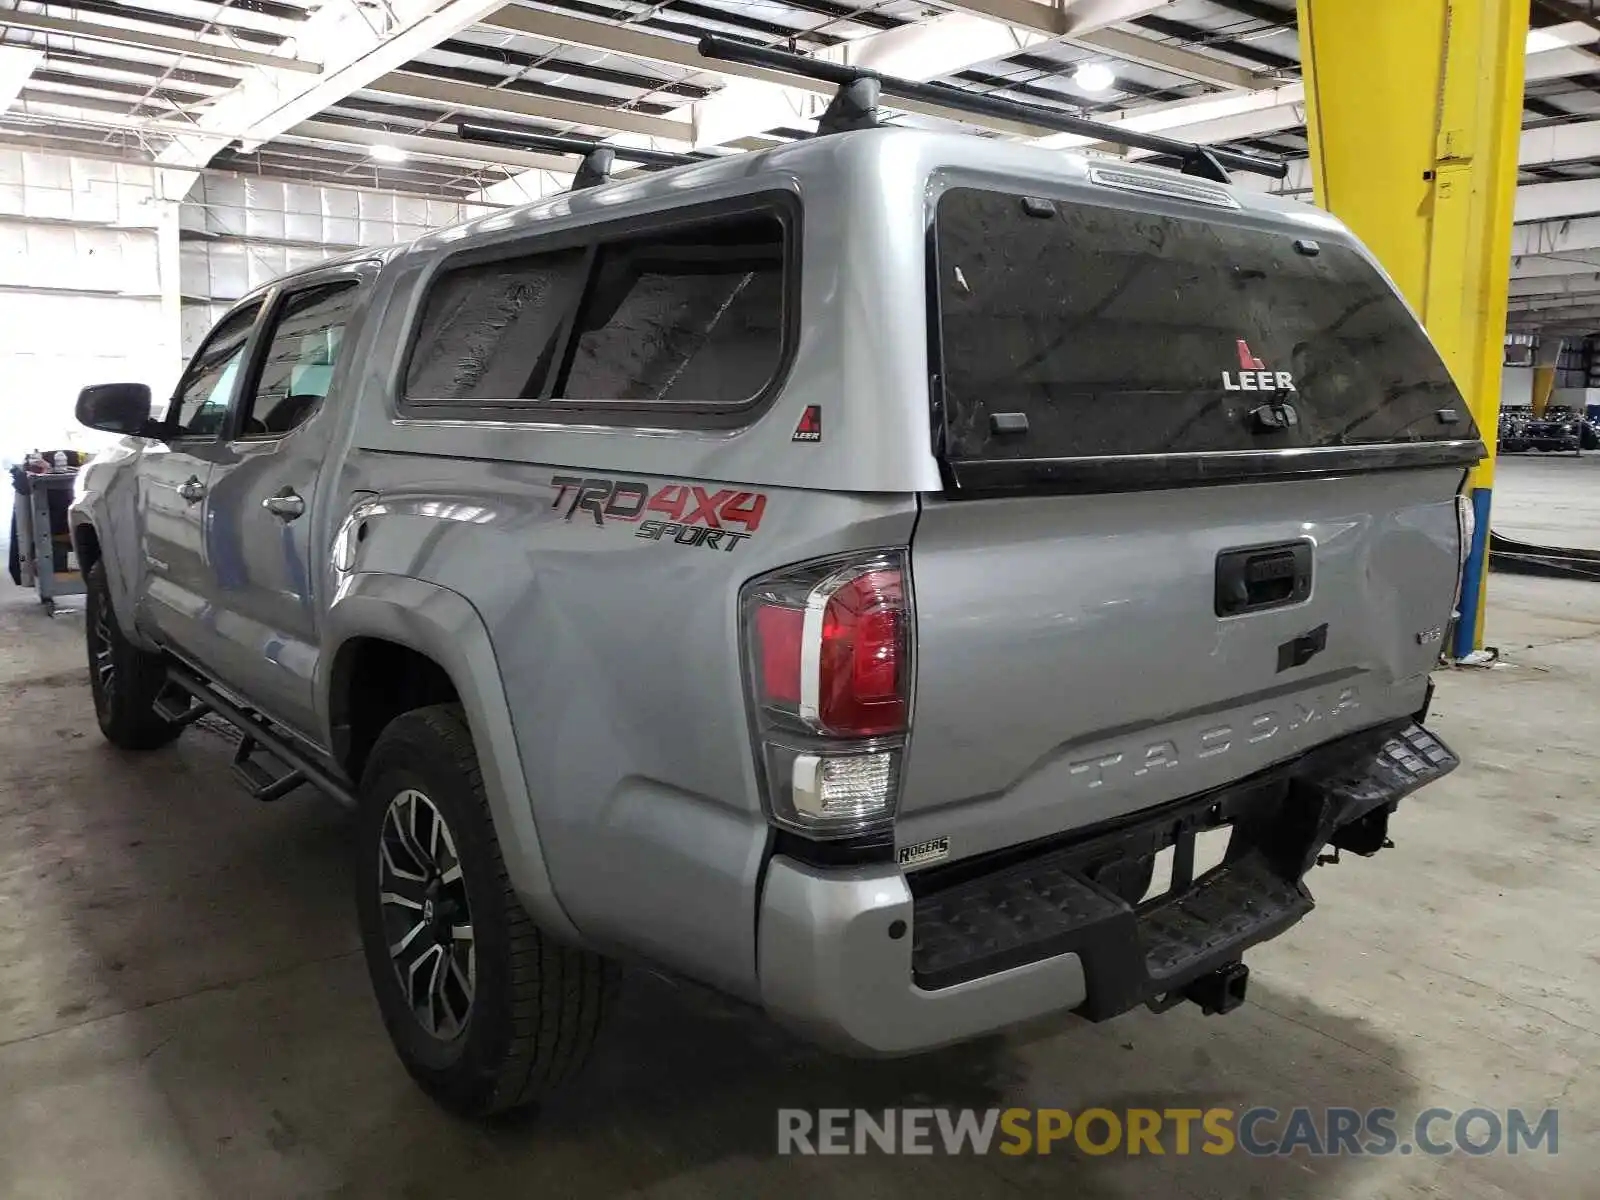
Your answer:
[1073,62,1116,94]
[369,143,408,163]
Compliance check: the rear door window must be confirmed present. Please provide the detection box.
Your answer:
[933,187,1476,465]
[239,280,361,438]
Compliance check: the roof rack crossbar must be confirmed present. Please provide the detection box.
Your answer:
[455,121,705,170]
[696,35,1288,182]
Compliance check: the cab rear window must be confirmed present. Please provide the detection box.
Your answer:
[932,187,1477,465]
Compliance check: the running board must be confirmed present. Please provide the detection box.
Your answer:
[152,683,209,728]
[231,734,308,803]
[163,667,357,808]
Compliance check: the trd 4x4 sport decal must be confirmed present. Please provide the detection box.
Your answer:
[551,475,767,553]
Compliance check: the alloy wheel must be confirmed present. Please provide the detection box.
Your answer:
[378,788,476,1040]
[90,602,116,711]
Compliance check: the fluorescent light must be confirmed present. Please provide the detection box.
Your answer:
[1074,62,1116,94]
[369,143,408,164]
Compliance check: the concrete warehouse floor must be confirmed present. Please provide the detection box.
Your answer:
[1494,453,1600,550]
[1,575,1598,1199]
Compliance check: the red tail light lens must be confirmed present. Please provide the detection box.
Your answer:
[748,558,909,738]
[755,604,804,705]
[818,569,905,735]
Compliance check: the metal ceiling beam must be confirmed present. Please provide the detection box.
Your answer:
[369,69,692,141]
[1511,250,1600,276]
[1533,0,1600,36]
[690,3,1206,147]
[1516,177,1600,222]
[1508,283,1600,304]
[1514,212,1600,255]
[1040,81,1303,150]
[156,0,516,170]
[1068,27,1267,90]
[0,10,317,73]
[478,6,788,84]
[1510,271,1600,296]
[1523,42,1600,81]
[1121,79,1600,169]
[286,119,574,174]
[689,13,1056,147]
[931,0,1268,88]
[479,7,1048,143]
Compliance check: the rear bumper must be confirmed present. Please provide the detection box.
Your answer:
[755,721,1457,1055]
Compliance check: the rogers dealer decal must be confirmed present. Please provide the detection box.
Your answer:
[550,475,766,552]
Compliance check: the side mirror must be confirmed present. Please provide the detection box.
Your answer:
[75,383,156,437]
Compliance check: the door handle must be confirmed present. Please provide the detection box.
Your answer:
[263,489,306,521]
[178,476,206,504]
[1215,541,1313,616]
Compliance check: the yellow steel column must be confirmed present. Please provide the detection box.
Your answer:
[1531,337,1560,416]
[1297,0,1529,656]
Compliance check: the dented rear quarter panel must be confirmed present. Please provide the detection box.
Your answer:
[333,452,917,997]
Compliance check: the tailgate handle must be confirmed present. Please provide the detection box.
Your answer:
[1215,541,1312,617]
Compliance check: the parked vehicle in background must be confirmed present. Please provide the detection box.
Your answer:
[1498,406,1531,454]
[66,120,1476,1117]
[1499,405,1600,455]
[1520,406,1586,455]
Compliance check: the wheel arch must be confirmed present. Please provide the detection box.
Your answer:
[320,573,579,942]
[67,508,155,650]
[73,521,102,575]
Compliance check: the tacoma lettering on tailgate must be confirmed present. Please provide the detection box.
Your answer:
[1066,685,1362,793]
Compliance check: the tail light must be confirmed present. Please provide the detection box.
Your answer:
[741,551,911,837]
[1452,490,1478,617]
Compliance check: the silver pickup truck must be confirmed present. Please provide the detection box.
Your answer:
[69,103,1476,1116]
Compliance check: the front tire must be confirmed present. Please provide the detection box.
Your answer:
[355,704,616,1117]
[84,561,180,750]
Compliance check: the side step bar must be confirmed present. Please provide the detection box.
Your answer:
[162,667,357,809]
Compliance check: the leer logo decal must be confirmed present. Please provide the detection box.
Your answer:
[1222,339,1296,393]
[550,475,767,553]
[792,405,821,442]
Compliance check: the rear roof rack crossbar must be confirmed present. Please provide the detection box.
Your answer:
[455,121,710,190]
[696,35,1287,183]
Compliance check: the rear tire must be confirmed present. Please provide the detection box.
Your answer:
[84,561,180,751]
[355,703,617,1117]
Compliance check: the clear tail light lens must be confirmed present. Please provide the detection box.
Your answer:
[1453,491,1477,616]
[742,551,911,837]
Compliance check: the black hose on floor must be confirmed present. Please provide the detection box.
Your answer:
[1488,531,1600,581]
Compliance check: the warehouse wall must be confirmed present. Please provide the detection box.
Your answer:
[0,150,494,467]
[1502,365,1534,409]
[178,176,491,355]
[0,150,183,462]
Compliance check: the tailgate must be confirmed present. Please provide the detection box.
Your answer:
[899,472,1460,856]
[896,176,1480,861]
